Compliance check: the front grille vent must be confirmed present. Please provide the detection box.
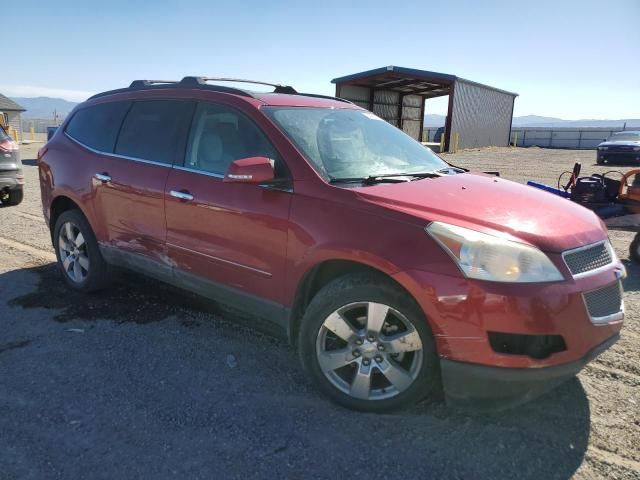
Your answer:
[563,242,613,277]
[583,281,623,323]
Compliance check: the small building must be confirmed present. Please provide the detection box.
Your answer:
[332,66,518,152]
[0,93,26,142]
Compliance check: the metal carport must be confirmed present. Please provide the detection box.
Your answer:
[332,66,518,152]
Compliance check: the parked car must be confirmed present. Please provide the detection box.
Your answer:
[47,126,58,141]
[433,126,444,143]
[38,77,625,412]
[597,131,640,164]
[0,125,24,206]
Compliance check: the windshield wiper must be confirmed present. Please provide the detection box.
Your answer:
[330,172,443,186]
[329,176,407,185]
[436,166,466,174]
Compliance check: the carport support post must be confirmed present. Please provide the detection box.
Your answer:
[444,83,455,153]
[419,96,426,142]
[397,93,406,131]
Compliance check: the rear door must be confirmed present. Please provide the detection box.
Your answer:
[92,99,194,272]
[164,101,293,315]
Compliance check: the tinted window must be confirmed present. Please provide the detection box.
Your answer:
[116,100,194,164]
[185,102,285,177]
[65,101,131,152]
[608,132,640,142]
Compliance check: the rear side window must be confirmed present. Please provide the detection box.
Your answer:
[115,100,194,165]
[65,101,131,152]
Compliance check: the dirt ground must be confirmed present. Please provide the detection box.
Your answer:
[0,143,638,479]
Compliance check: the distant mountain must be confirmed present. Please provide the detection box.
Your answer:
[511,115,562,126]
[512,116,640,128]
[424,112,640,129]
[11,97,78,119]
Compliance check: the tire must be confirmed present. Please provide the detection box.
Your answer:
[6,188,23,206]
[630,234,640,263]
[298,273,440,412]
[597,157,605,165]
[53,209,110,292]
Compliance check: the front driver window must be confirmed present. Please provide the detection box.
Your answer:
[185,102,284,177]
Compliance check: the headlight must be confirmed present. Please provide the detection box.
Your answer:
[426,222,564,283]
[633,146,640,151]
[598,146,608,151]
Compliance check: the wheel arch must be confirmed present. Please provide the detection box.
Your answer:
[288,258,428,346]
[49,194,93,241]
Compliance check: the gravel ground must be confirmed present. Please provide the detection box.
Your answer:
[0,144,638,479]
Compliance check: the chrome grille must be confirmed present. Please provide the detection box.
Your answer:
[583,282,623,323]
[563,241,613,276]
[609,146,634,152]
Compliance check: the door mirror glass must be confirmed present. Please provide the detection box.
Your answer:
[224,156,275,184]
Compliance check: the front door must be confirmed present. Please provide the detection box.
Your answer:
[164,101,292,320]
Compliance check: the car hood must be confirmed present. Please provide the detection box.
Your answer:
[353,173,605,252]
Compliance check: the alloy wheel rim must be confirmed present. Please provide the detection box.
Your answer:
[316,301,423,401]
[58,221,89,283]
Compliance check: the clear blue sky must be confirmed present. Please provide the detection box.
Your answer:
[2,0,639,119]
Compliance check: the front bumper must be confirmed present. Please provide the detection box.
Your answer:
[394,260,624,367]
[598,151,640,163]
[393,253,624,409]
[441,334,618,410]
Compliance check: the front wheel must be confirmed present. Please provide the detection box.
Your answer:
[299,273,440,412]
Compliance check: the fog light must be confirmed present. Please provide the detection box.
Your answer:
[488,332,567,359]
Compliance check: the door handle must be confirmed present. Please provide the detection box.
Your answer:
[95,172,111,182]
[170,190,194,201]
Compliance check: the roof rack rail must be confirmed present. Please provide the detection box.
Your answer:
[181,77,298,94]
[129,79,179,88]
[89,76,351,104]
[88,78,257,100]
[296,92,354,104]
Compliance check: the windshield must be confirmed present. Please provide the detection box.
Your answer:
[0,126,9,141]
[608,132,640,142]
[264,107,448,180]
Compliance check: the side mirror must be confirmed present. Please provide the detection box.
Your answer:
[224,156,275,184]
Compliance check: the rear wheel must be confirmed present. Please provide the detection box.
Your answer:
[630,234,640,263]
[7,188,23,206]
[53,209,110,292]
[0,188,23,206]
[299,273,440,412]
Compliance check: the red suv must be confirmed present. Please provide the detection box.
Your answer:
[38,77,625,412]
